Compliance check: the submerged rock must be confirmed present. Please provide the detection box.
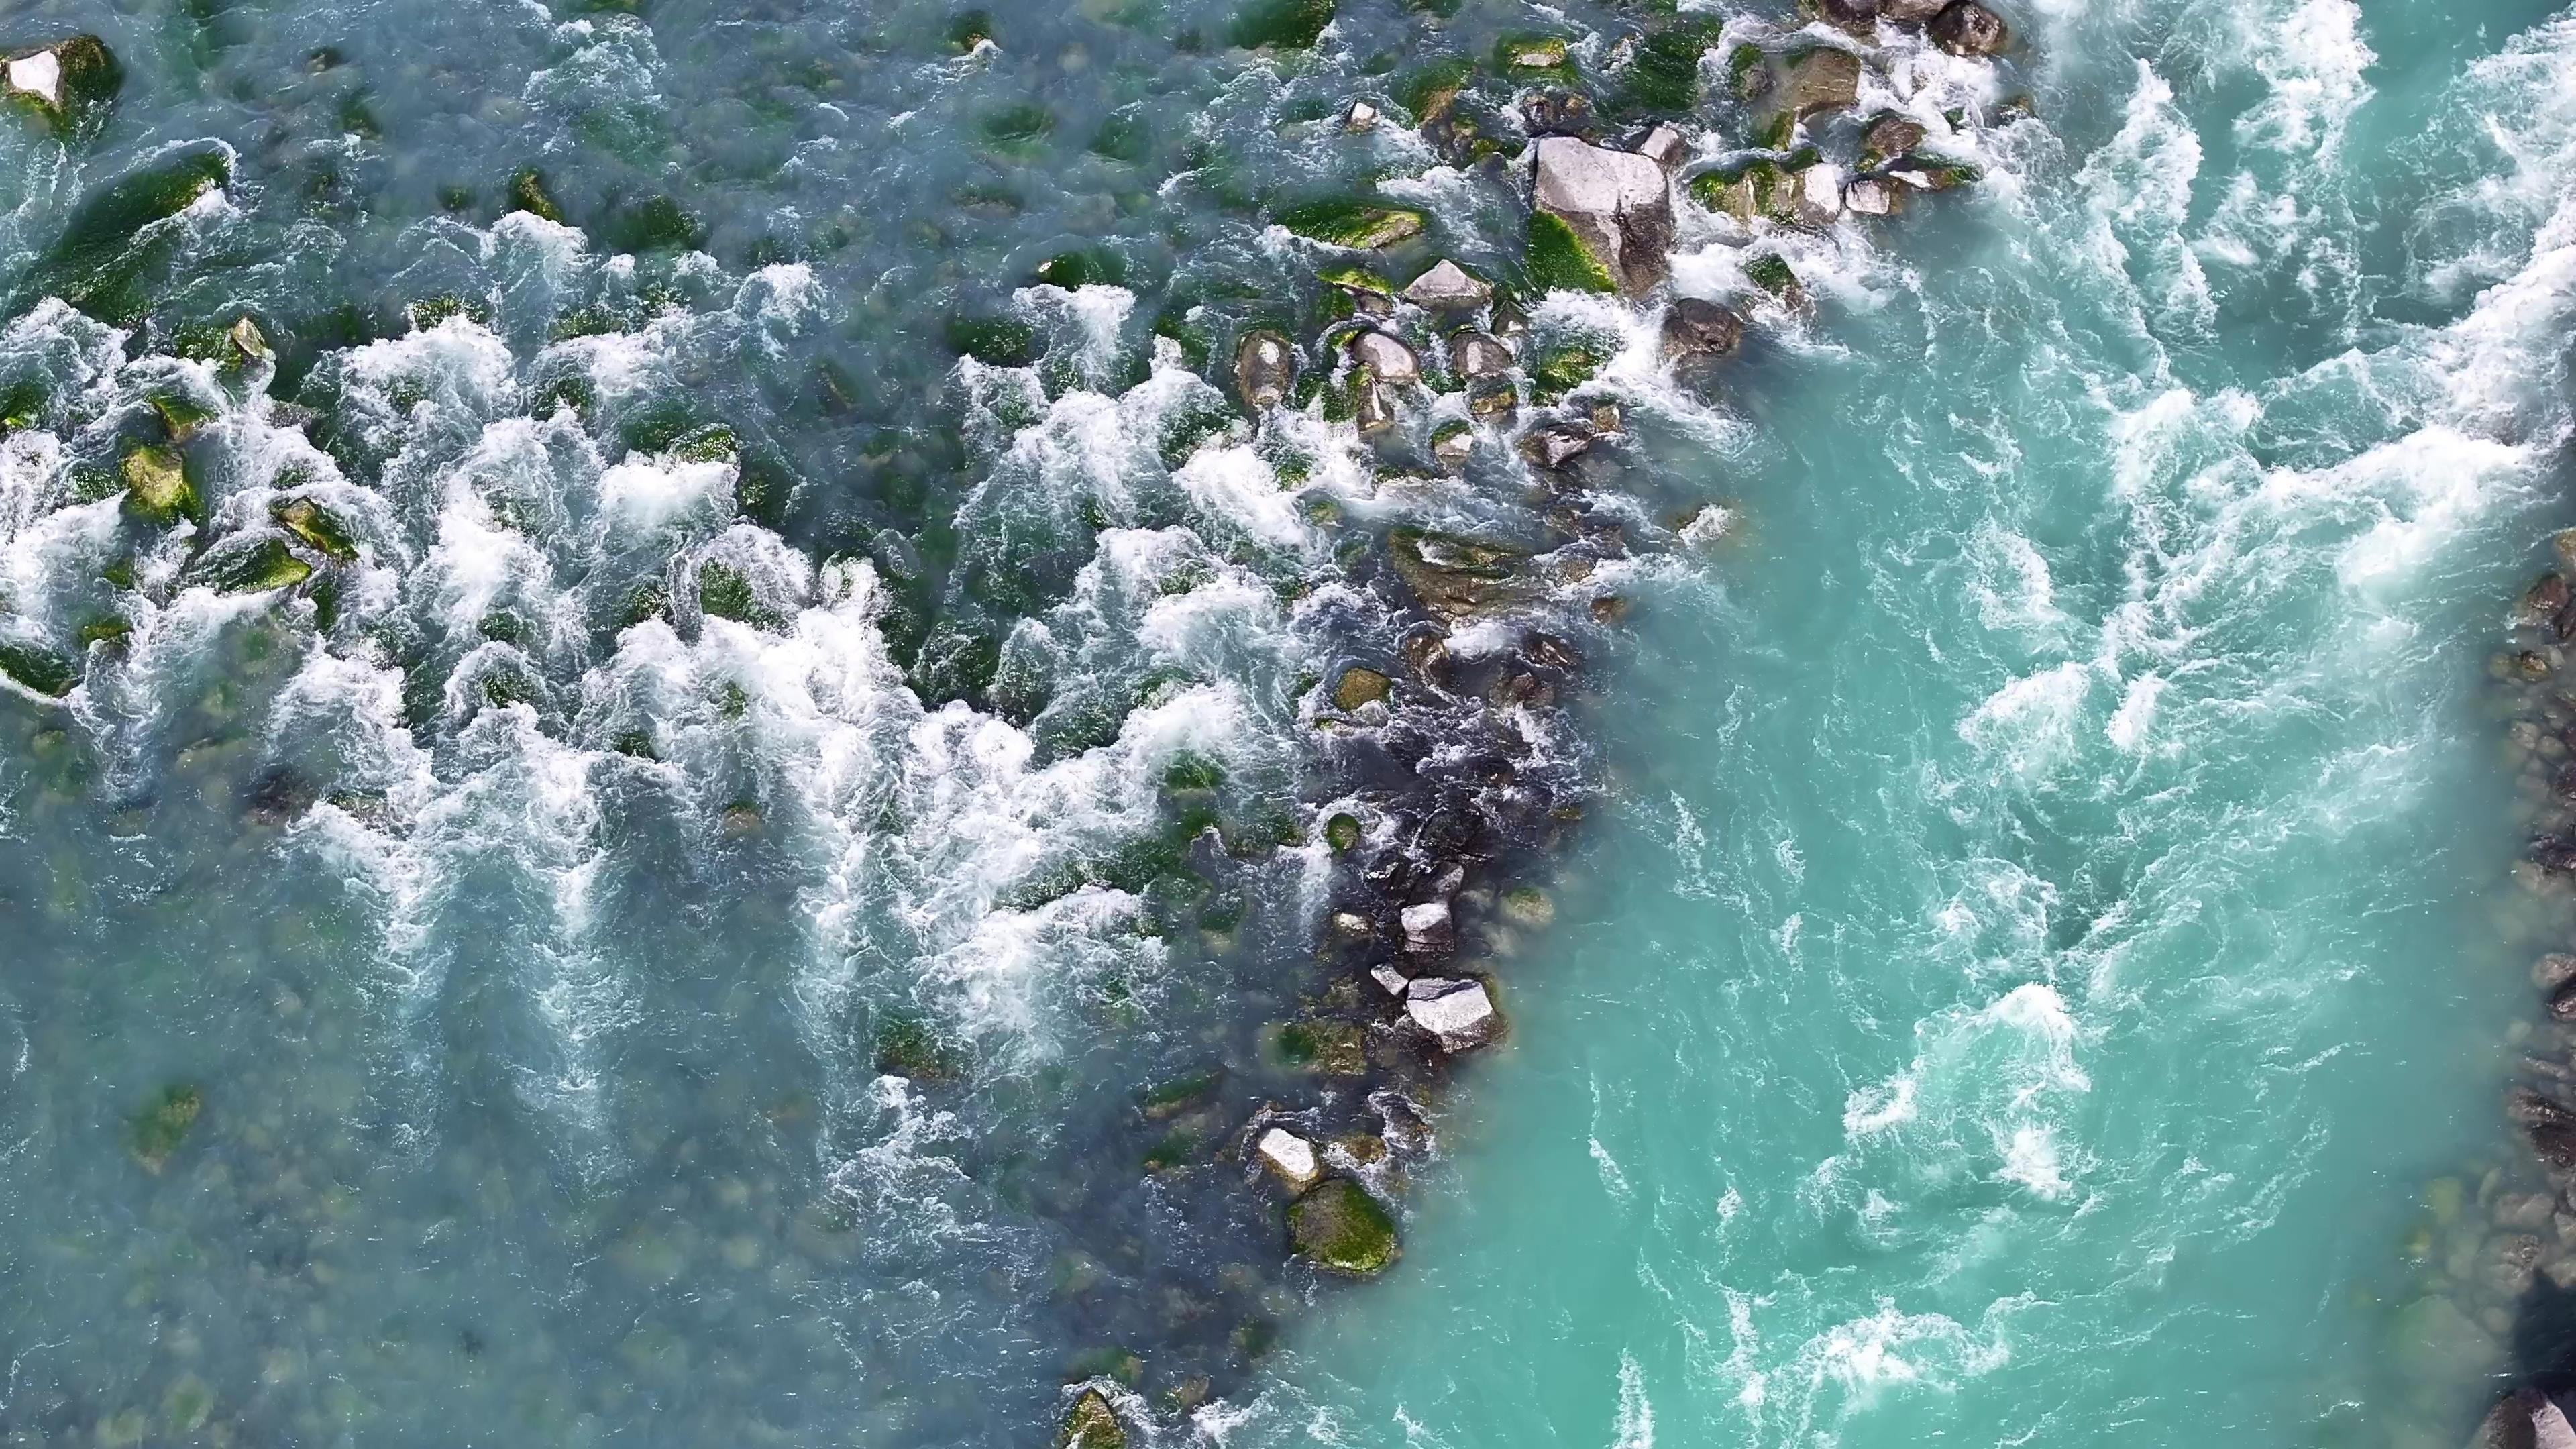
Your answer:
[1929,0,2010,55]
[1404,976,1500,1051]
[1255,1128,1322,1191]
[1403,259,1491,310]
[275,498,358,561]
[1287,1178,1400,1276]
[131,1083,202,1173]
[1662,297,1744,359]
[1530,136,1675,297]
[1389,529,1528,619]
[1234,330,1296,408]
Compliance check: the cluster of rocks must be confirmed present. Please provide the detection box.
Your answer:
[2457,537,2576,1445]
[1049,10,2021,1442]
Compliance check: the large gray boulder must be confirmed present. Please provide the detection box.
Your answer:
[1532,136,1676,297]
[1347,329,1420,385]
[1404,977,1500,1052]
[1454,332,1514,378]
[1403,260,1492,310]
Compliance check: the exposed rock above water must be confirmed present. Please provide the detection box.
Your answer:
[1287,1178,1399,1276]
[1930,0,2011,55]
[1530,136,1675,297]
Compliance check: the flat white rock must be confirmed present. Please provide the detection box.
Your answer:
[1256,1128,1322,1190]
[1403,259,1491,309]
[7,51,62,107]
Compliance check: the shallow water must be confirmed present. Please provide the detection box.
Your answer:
[2,0,2574,1444]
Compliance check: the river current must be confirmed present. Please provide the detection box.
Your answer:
[1,0,2572,1445]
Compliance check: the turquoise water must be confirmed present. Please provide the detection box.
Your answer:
[3,0,2576,1444]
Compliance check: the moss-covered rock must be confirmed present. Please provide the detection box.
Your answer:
[1059,1389,1126,1449]
[1529,339,1610,401]
[1288,1177,1399,1276]
[1277,199,1426,250]
[119,443,196,525]
[508,167,564,222]
[0,639,76,697]
[1614,19,1724,117]
[269,498,357,561]
[208,538,313,594]
[872,1012,964,1081]
[1332,666,1391,711]
[1744,252,1803,304]
[1524,211,1616,296]
[131,1083,201,1173]
[1324,812,1362,852]
[1228,0,1335,50]
[23,143,231,321]
[3,36,121,139]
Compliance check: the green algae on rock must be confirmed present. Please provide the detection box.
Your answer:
[1288,1178,1399,1276]
[1523,209,1617,296]
[0,639,76,698]
[3,36,121,139]
[20,143,231,321]
[1057,1390,1126,1449]
[1277,199,1426,250]
[119,443,197,526]
[1332,666,1391,712]
[274,498,358,561]
[205,538,314,594]
[1226,0,1334,51]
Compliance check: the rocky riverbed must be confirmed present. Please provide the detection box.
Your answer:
[0,0,2032,1442]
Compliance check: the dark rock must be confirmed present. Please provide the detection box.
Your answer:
[1881,0,1948,19]
[1860,113,1929,166]
[2551,979,2576,1021]
[1519,423,1595,470]
[1662,297,1743,359]
[2524,572,2571,626]
[1929,0,2009,55]
[2535,954,2576,993]
[1817,0,1879,34]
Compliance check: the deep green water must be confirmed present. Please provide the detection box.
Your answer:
[3,0,2575,1444]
